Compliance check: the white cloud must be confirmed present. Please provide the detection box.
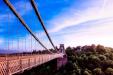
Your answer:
[48,0,113,33]
[7,36,43,51]
[0,1,32,22]
[53,17,113,47]
[6,32,54,52]
[0,38,4,45]
[2,0,113,51]
[14,1,32,16]
[0,14,15,23]
[47,0,113,47]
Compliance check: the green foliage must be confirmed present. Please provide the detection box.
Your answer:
[98,55,107,61]
[60,44,113,75]
[93,68,104,75]
[105,67,113,75]
[83,69,92,75]
[83,71,92,75]
[35,44,113,75]
[96,45,106,54]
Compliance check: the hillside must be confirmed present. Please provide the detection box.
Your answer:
[55,44,113,75]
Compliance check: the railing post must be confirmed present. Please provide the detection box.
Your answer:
[34,57,36,66]
[19,57,22,72]
[6,59,9,75]
[38,56,39,64]
[28,58,30,68]
[42,55,43,63]
[39,55,41,64]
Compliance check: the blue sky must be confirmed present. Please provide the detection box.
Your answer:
[0,0,113,51]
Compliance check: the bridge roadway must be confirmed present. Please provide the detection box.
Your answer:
[0,53,64,75]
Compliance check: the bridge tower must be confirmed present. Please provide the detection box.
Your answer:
[57,44,67,70]
[59,44,65,54]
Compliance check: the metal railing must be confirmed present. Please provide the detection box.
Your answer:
[0,53,63,75]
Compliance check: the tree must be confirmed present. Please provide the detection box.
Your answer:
[83,69,92,75]
[83,70,92,75]
[93,68,104,75]
[88,55,101,69]
[96,45,106,54]
[66,47,75,56]
[90,44,96,52]
[105,67,113,75]
[76,68,81,75]
[98,55,107,61]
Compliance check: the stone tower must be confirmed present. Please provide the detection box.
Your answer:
[59,44,65,54]
[57,44,67,70]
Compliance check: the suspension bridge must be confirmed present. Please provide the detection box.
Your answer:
[0,0,67,75]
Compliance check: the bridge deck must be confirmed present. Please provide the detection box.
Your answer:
[0,53,63,75]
